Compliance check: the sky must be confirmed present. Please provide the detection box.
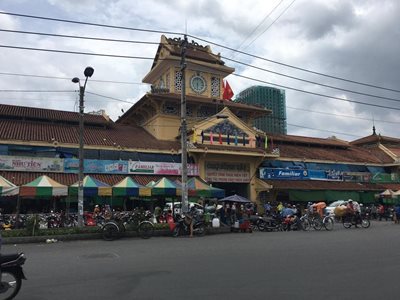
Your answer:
[0,0,399,141]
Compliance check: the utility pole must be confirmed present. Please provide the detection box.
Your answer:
[180,35,189,214]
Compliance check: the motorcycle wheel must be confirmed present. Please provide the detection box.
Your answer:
[343,218,352,229]
[195,224,206,236]
[102,223,120,241]
[0,270,22,300]
[172,226,181,237]
[323,217,334,231]
[257,220,266,231]
[138,221,154,239]
[361,219,370,228]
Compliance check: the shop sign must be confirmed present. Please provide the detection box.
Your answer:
[128,161,199,176]
[0,155,63,172]
[260,168,308,180]
[64,158,128,174]
[205,162,250,183]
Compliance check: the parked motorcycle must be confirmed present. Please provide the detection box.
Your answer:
[249,215,266,231]
[262,214,283,231]
[0,253,27,300]
[172,213,205,237]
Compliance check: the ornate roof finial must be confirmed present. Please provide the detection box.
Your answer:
[372,125,376,135]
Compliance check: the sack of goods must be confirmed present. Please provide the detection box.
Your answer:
[334,205,348,217]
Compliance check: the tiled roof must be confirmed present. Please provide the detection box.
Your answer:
[0,119,179,151]
[0,103,110,126]
[271,133,349,148]
[276,143,393,164]
[351,134,400,146]
[386,146,400,157]
[0,171,181,186]
[263,180,387,191]
[194,143,266,154]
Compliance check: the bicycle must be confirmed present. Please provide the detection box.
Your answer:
[102,210,154,241]
[301,213,334,231]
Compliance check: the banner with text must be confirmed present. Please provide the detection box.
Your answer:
[128,161,199,176]
[64,159,128,174]
[205,162,250,183]
[0,155,64,172]
[260,168,309,180]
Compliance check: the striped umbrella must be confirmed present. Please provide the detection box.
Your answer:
[69,175,112,197]
[20,175,67,197]
[0,175,19,196]
[113,177,151,197]
[151,177,177,196]
[187,177,225,198]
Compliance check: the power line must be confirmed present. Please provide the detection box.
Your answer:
[2,10,398,93]
[2,43,400,112]
[0,29,160,45]
[223,56,400,103]
[188,34,400,94]
[0,44,154,60]
[0,71,146,85]
[3,28,399,103]
[0,11,183,36]
[286,106,400,125]
[86,91,135,104]
[243,0,297,51]
[232,73,400,111]
[231,0,284,57]
[0,89,74,93]
[287,123,362,138]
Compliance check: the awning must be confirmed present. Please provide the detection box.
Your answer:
[69,175,112,197]
[20,175,68,197]
[113,177,151,197]
[186,177,225,198]
[0,175,19,196]
[151,177,178,196]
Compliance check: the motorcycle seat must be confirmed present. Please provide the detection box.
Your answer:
[0,253,23,264]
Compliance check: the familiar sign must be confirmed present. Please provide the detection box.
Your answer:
[259,168,309,180]
[128,161,199,176]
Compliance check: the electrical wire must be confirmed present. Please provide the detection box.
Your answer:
[187,34,400,94]
[0,71,146,85]
[231,0,284,57]
[286,106,400,125]
[2,10,398,93]
[0,29,160,45]
[222,56,400,103]
[86,91,135,104]
[287,123,362,138]
[4,27,397,102]
[243,0,297,51]
[0,11,183,36]
[232,73,400,111]
[0,89,74,93]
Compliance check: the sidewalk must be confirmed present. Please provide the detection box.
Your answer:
[2,226,232,244]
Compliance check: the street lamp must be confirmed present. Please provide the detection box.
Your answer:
[72,66,94,227]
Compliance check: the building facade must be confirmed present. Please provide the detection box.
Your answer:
[0,36,400,214]
[236,85,287,134]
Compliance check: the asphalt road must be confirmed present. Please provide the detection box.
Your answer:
[3,221,400,300]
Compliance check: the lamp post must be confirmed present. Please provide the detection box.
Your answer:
[72,66,94,227]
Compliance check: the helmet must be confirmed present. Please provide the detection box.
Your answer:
[95,205,99,208]
[348,199,353,203]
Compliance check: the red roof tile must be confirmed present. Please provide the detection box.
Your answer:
[0,103,110,126]
[276,143,393,164]
[0,119,179,151]
[351,134,400,146]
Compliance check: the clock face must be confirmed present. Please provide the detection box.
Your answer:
[190,75,206,94]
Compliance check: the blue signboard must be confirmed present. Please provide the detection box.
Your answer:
[260,168,309,180]
[64,158,128,174]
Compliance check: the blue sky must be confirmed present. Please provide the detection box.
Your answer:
[1,0,399,140]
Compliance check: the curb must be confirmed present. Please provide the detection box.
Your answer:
[2,226,231,244]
